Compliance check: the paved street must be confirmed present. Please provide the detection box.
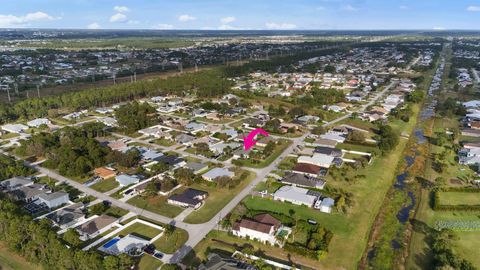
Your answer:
[0,79,396,264]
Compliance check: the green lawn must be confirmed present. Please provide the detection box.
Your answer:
[138,254,163,270]
[336,142,377,154]
[183,171,256,224]
[153,138,175,147]
[117,223,163,240]
[127,196,184,218]
[233,139,292,168]
[454,232,480,267]
[437,191,480,206]
[90,178,119,193]
[153,228,189,254]
[104,206,129,218]
[243,196,351,234]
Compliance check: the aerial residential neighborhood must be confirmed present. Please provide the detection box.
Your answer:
[0,2,480,270]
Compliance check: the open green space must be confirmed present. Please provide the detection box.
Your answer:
[117,222,163,240]
[127,196,184,218]
[153,228,189,254]
[232,139,292,168]
[183,171,256,224]
[90,178,119,192]
[138,254,163,270]
[437,191,480,206]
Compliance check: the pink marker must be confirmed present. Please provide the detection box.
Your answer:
[243,128,269,151]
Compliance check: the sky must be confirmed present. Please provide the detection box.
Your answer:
[0,0,479,30]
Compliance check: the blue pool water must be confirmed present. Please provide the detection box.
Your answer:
[103,237,120,249]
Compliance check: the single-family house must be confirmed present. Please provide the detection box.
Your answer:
[273,185,318,207]
[94,167,116,180]
[280,173,326,189]
[77,215,117,241]
[232,213,282,245]
[298,153,335,168]
[167,188,208,209]
[46,202,85,229]
[115,174,141,187]
[185,162,208,174]
[37,192,69,209]
[0,176,34,191]
[27,118,51,128]
[202,168,234,181]
[1,123,28,133]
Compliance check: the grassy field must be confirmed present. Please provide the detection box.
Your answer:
[138,254,163,270]
[232,139,292,168]
[117,222,163,240]
[0,244,41,270]
[127,195,184,218]
[183,171,256,224]
[437,191,480,206]
[90,178,119,192]
[153,228,189,254]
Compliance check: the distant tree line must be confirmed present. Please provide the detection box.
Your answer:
[0,68,232,124]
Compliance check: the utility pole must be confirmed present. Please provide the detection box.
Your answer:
[195,63,198,72]
[26,90,29,99]
[178,62,183,73]
[14,83,18,95]
[134,72,137,82]
[113,73,116,85]
[36,85,40,98]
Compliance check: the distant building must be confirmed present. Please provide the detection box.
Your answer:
[202,168,234,181]
[273,185,318,207]
[167,188,208,209]
[27,118,51,128]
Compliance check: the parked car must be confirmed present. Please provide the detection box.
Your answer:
[154,253,164,259]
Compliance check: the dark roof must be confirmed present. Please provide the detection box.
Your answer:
[157,155,184,165]
[281,173,325,188]
[199,253,257,270]
[292,163,322,175]
[78,215,116,235]
[234,213,281,234]
[46,202,84,225]
[314,146,343,157]
[168,188,208,206]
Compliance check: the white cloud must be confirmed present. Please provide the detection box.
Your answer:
[155,23,174,29]
[342,4,357,11]
[114,6,130,13]
[87,22,101,29]
[467,6,480,12]
[110,13,127,23]
[265,22,296,30]
[178,14,196,21]
[433,26,445,30]
[127,20,139,25]
[399,5,408,10]
[218,24,244,30]
[220,16,236,24]
[316,6,326,11]
[0,11,55,27]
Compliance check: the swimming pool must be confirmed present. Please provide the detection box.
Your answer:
[102,237,120,249]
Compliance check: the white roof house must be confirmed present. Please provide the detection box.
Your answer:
[273,185,318,207]
[297,153,335,168]
[36,192,69,209]
[99,234,150,256]
[320,132,346,143]
[115,174,141,187]
[1,123,28,133]
[27,118,51,128]
[463,100,480,108]
[202,168,234,181]
[97,117,118,127]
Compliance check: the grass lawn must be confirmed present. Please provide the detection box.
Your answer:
[90,178,119,193]
[233,139,292,168]
[437,191,480,206]
[243,196,351,234]
[153,138,175,147]
[454,232,480,267]
[183,171,256,224]
[336,142,377,154]
[104,206,129,218]
[153,228,189,254]
[138,254,163,270]
[116,222,163,240]
[127,195,184,218]
[0,244,41,270]
[0,132,19,140]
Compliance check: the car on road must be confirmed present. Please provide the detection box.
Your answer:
[154,252,163,259]
[307,219,317,225]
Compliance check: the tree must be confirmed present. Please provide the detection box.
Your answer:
[288,107,306,119]
[263,141,276,156]
[89,203,108,215]
[103,256,120,270]
[324,65,336,73]
[165,224,175,236]
[63,228,82,248]
[311,126,325,135]
[174,168,195,186]
[144,181,160,197]
[377,124,399,153]
[115,101,157,133]
[347,130,366,143]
